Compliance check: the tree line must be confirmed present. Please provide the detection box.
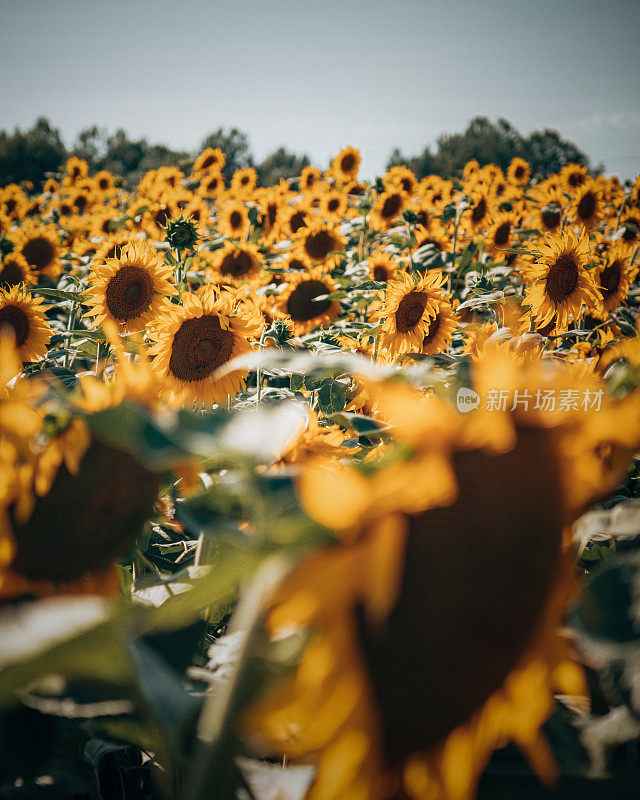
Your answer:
[0,116,592,189]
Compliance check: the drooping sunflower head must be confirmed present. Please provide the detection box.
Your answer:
[148,286,262,408]
[0,285,51,363]
[330,146,361,184]
[12,221,62,280]
[521,228,602,332]
[467,185,493,232]
[84,242,176,333]
[278,268,340,335]
[618,210,640,246]
[299,166,323,194]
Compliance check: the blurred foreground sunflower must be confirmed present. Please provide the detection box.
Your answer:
[0,285,51,363]
[243,352,640,800]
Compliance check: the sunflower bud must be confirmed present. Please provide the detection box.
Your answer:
[165,215,199,251]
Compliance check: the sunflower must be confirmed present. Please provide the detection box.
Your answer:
[383,166,419,198]
[243,369,635,800]
[209,242,264,282]
[283,203,313,237]
[193,147,225,175]
[370,190,407,231]
[299,166,323,194]
[295,219,345,265]
[148,286,262,408]
[484,211,517,254]
[466,185,493,233]
[463,160,480,182]
[569,180,603,230]
[0,253,34,289]
[257,187,287,243]
[0,286,51,363]
[368,250,398,284]
[330,146,361,185]
[230,168,258,199]
[198,171,226,199]
[84,242,176,334]
[561,163,589,191]
[64,157,89,183]
[521,228,602,332]
[278,269,340,336]
[374,270,446,356]
[12,221,62,280]
[618,210,640,246]
[596,242,636,314]
[507,157,531,186]
[42,178,59,194]
[93,170,115,193]
[217,201,251,240]
[529,188,565,234]
[319,190,348,224]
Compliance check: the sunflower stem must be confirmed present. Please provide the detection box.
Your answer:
[256,328,267,406]
[63,300,77,369]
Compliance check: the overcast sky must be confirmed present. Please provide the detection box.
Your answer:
[1,0,639,178]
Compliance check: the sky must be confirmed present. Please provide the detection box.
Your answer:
[1,0,639,179]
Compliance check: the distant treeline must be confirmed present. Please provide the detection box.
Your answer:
[0,116,592,189]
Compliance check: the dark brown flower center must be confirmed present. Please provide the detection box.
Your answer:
[206,177,220,192]
[287,279,332,321]
[22,236,56,271]
[493,222,511,247]
[304,230,339,261]
[541,205,561,230]
[471,197,487,224]
[104,265,154,321]
[219,249,256,278]
[600,261,622,297]
[514,165,525,179]
[568,171,585,188]
[289,211,308,233]
[201,155,216,169]
[373,265,390,282]
[340,153,356,173]
[359,426,563,761]
[327,198,340,212]
[229,210,243,230]
[168,314,235,382]
[0,261,26,289]
[381,193,403,221]
[0,304,30,346]
[154,207,171,228]
[545,253,579,303]
[577,191,596,221]
[11,439,162,582]
[395,291,428,333]
[99,178,109,190]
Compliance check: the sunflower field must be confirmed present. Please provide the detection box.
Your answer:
[2,148,640,800]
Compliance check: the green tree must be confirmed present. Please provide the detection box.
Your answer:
[0,117,67,187]
[387,117,590,181]
[199,127,254,182]
[256,147,310,186]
